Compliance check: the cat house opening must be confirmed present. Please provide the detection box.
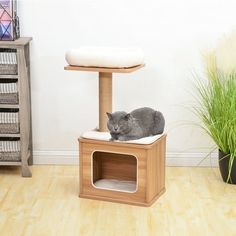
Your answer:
[92,151,137,193]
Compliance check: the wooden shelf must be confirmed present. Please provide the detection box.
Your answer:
[0,75,19,79]
[0,104,19,109]
[0,133,20,138]
[0,161,21,166]
[64,64,145,73]
[0,37,32,48]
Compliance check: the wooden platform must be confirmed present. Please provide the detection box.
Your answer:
[64,64,145,73]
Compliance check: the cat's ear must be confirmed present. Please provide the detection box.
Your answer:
[106,112,112,119]
[124,113,131,120]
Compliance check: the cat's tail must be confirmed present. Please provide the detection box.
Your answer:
[153,111,165,135]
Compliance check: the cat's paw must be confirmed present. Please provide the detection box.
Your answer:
[109,137,115,141]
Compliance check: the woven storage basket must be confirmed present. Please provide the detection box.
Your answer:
[0,151,21,161]
[0,50,17,75]
[0,93,18,104]
[0,64,17,75]
[0,111,19,133]
[0,82,18,104]
[0,123,19,133]
[0,140,20,161]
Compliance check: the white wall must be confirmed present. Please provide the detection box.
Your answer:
[18,0,236,165]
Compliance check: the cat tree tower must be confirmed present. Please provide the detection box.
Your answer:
[65,47,166,206]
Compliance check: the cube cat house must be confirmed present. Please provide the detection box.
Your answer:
[64,47,166,206]
[79,134,166,206]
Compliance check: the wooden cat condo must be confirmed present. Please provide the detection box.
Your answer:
[64,47,166,206]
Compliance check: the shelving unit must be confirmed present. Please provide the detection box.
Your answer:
[0,37,33,177]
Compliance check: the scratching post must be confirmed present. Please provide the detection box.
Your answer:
[99,72,112,131]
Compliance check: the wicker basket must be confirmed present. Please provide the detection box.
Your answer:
[0,64,17,75]
[0,82,18,104]
[0,123,19,133]
[0,51,17,75]
[0,140,21,161]
[0,151,21,161]
[0,111,19,133]
[0,93,18,104]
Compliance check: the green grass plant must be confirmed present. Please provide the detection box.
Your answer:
[195,67,236,182]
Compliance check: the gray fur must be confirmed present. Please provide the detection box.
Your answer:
[106,107,165,141]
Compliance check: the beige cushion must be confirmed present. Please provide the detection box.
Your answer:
[81,130,164,145]
[65,47,144,68]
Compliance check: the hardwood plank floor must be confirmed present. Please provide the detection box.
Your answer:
[0,166,236,236]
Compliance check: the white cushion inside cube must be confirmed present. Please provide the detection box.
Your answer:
[65,47,144,68]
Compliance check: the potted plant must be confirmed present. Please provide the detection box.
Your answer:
[195,32,236,184]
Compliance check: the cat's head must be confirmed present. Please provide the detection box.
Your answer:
[106,111,133,134]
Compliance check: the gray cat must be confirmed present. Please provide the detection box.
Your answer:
[106,107,165,141]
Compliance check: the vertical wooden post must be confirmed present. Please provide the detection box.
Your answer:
[18,46,32,177]
[99,72,112,132]
[24,43,33,166]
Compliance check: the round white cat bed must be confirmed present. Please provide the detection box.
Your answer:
[65,47,144,68]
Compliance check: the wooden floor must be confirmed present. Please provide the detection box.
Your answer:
[0,166,236,236]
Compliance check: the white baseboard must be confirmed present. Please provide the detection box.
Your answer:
[33,150,79,165]
[167,152,218,167]
[33,150,218,167]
